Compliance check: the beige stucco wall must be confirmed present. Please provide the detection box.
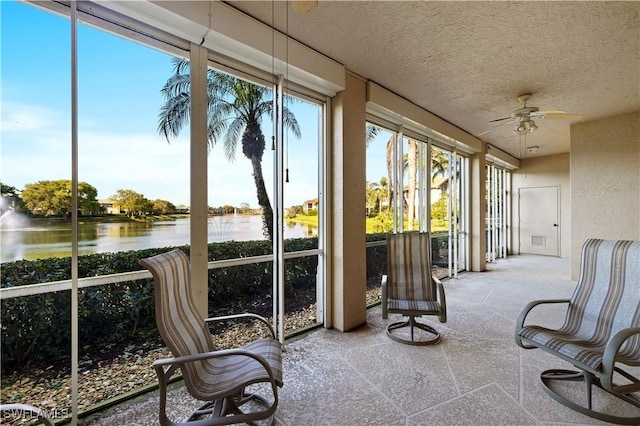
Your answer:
[330,72,367,331]
[470,151,487,271]
[511,153,571,259]
[570,112,640,279]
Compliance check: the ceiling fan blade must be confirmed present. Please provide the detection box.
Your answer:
[488,116,513,123]
[478,120,511,137]
[536,110,568,115]
[542,113,583,121]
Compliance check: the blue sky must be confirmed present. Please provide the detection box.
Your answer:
[1,1,351,209]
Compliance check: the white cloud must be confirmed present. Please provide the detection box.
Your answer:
[0,101,66,132]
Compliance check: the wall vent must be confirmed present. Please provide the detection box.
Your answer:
[531,235,546,246]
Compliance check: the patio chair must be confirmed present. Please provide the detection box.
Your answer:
[381,232,447,345]
[515,239,640,424]
[140,249,283,426]
[0,403,54,425]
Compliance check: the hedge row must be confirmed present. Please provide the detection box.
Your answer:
[0,238,328,372]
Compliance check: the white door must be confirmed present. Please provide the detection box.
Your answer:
[519,186,559,256]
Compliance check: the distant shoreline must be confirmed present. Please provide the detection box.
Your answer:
[286,215,318,226]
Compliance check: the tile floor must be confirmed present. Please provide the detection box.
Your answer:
[86,254,640,425]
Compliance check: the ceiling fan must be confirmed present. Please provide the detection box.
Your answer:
[479,93,582,137]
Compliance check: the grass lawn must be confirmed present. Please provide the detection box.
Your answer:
[286,214,318,226]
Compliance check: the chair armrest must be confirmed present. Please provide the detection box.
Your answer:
[601,327,640,392]
[205,313,276,339]
[381,275,388,318]
[515,299,570,348]
[433,275,447,323]
[153,347,278,384]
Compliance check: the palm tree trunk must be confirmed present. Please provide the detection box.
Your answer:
[386,136,394,216]
[250,155,274,241]
[407,139,417,230]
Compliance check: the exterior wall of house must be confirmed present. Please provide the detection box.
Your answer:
[511,153,571,259]
[570,111,640,279]
[331,72,367,331]
[303,199,318,213]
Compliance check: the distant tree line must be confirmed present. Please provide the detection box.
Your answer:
[1,180,270,219]
[208,202,260,216]
[0,180,178,218]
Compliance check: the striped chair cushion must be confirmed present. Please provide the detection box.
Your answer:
[141,249,283,401]
[519,239,640,371]
[191,338,283,399]
[387,298,441,313]
[387,232,437,302]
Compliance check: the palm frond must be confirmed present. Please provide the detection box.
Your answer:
[366,124,382,147]
[158,92,190,142]
[160,73,191,99]
[224,118,245,162]
[207,102,234,143]
[171,57,190,75]
[158,58,192,142]
[282,106,301,139]
[255,99,272,117]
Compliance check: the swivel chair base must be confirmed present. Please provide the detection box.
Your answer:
[386,316,441,346]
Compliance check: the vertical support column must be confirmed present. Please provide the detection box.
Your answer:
[190,43,209,318]
[274,74,285,343]
[70,3,79,424]
[470,147,487,272]
[331,72,366,331]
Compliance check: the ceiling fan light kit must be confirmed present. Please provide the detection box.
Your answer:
[515,117,538,134]
[512,94,540,134]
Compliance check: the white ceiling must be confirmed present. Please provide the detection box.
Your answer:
[225,1,639,159]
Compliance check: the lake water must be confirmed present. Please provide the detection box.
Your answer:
[0,213,317,262]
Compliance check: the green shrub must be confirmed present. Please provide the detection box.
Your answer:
[366,233,388,286]
[1,246,183,372]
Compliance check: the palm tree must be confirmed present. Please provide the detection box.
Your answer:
[366,126,417,228]
[158,58,301,240]
[405,139,417,230]
[366,180,381,216]
[378,177,389,214]
[385,137,418,228]
[431,147,449,181]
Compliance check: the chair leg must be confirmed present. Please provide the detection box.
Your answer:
[155,364,178,426]
[156,364,278,426]
[181,388,277,426]
[225,391,276,426]
[387,316,441,345]
[540,369,640,425]
[186,400,218,422]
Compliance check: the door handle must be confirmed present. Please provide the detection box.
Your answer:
[553,224,558,227]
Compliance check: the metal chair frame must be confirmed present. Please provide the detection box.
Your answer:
[516,239,640,424]
[381,232,447,346]
[0,404,54,426]
[141,249,283,426]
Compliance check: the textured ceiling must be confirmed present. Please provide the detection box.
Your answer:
[225,1,639,159]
